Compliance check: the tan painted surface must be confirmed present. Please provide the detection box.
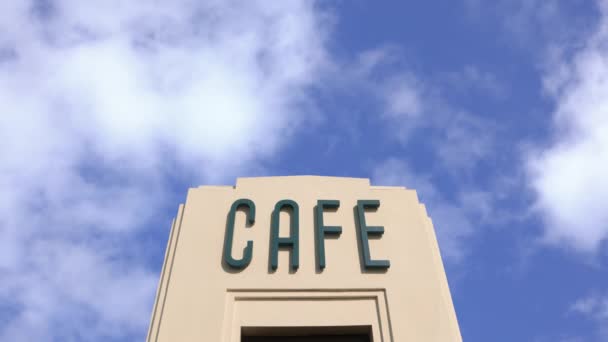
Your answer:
[147,176,462,342]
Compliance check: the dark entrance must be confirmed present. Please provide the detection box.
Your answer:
[241,326,371,342]
[242,335,369,342]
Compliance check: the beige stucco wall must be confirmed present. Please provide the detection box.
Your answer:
[147,176,462,342]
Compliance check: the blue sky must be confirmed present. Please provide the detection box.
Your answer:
[1,1,608,341]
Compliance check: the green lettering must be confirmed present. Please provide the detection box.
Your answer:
[270,199,299,271]
[223,198,255,269]
[315,200,342,270]
[356,200,390,270]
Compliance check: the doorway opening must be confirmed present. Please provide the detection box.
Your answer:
[241,325,372,342]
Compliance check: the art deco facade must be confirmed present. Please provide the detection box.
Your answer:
[147,176,461,342]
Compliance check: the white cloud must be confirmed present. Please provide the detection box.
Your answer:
[353,48,498,173]
[372,158,474,262]
[348,46,426,121]
[571,292,608,339]
[0,1,331,340]
[571,294,608,318]
[434,111,496,172]
[464,0,590,50]
[382,74,424,119]
[527,0,608,252]
[444,65,506,99]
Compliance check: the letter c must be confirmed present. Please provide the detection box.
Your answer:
[223,198,255,269]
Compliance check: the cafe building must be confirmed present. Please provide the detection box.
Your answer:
[146,176,462,341]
